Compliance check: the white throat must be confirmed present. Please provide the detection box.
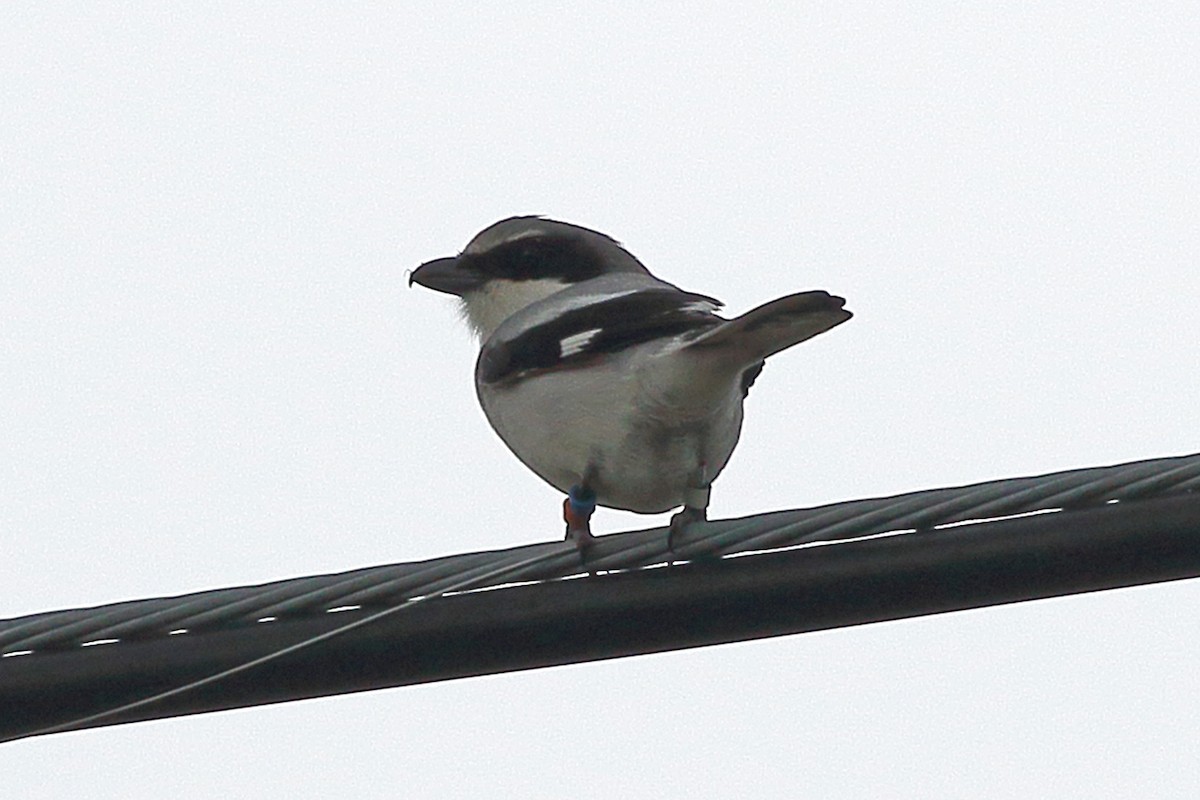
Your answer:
[460,278,568,341]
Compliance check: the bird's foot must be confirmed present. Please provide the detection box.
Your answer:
[667,505,708,553]
[563,485,597,553]
[668,466,712,556]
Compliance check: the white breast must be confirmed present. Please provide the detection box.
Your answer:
[477,344,746,514]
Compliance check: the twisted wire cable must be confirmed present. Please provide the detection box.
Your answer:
[4,452,1198,658]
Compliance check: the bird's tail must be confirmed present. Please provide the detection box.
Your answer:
[643,291,850,415]
[683,290,851,362]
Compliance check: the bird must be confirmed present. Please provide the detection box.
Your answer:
[409,216,851,551]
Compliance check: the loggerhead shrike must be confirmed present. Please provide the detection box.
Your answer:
[410,216,851,550]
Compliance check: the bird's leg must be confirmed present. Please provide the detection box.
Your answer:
[563,484,597,551]
[668,465,711,554]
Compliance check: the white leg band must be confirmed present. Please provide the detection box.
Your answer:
[683,484,710,510]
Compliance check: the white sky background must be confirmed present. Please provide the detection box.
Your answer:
[2,3,1199,797]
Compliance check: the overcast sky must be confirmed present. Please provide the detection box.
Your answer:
[3,3,1199,797]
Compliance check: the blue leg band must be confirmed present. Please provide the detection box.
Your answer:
[568,485,597,518]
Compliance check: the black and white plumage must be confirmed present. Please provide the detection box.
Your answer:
[410,216,851,545]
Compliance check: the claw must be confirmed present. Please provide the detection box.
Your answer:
[667,505,708,553]
[668,477,711,555]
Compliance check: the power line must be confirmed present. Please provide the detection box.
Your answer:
[2,453,1198,740]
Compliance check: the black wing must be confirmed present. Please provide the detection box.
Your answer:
[479,288,724,385]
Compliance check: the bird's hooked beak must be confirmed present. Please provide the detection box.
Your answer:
[409,256,486,297]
